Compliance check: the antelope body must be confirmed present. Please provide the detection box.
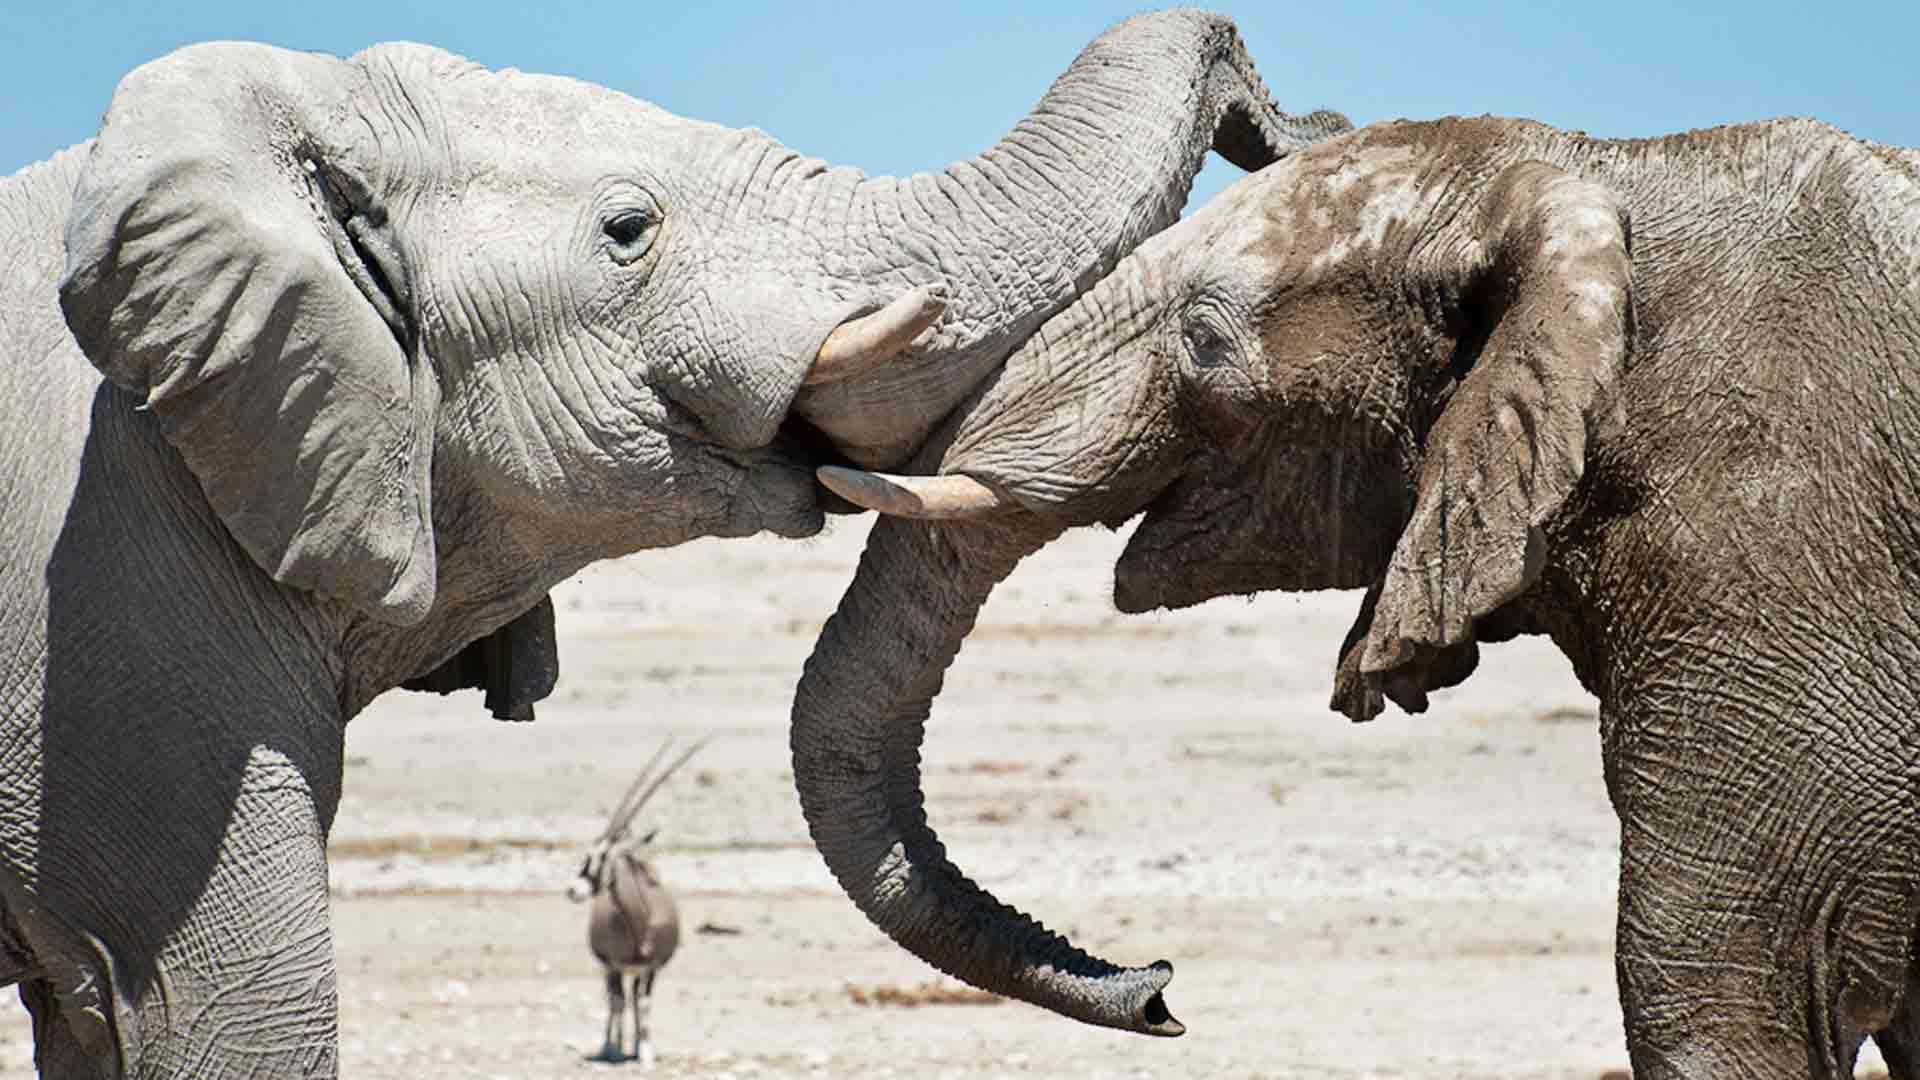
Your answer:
[569,738,705,1065]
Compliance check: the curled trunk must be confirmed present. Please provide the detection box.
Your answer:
[788,19,1342,1031]
[794,10,1346,467]
[791,516,1184,1035]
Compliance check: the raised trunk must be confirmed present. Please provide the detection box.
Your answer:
[793,10,1345,468]
[790,515,1184,1036]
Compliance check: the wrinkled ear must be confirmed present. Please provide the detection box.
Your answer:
[59,43,438,625]
[1332,580,1481,721]
[1353,162,1631,705]
[400,596,560,722]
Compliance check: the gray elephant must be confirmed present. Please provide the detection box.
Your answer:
[802,116,1920,1077]
[0,13,1345,1076]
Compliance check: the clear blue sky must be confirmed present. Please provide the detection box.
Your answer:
[4,1,1916,210]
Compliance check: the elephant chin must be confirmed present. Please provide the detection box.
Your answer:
[1114,447,1411,614]
[1112,523,1309,614]
[1113,540,1257,614]
[1114,514,1396,615]
[1110,489,1320,615]
[728,458,826,541]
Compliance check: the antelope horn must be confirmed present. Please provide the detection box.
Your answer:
[619,735,713,834]
[603,737,675,841]
[805,284,948,387]
[817,466,1010,521]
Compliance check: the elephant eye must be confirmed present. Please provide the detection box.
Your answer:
[1184,320,1228,368]
[602,208,659,264]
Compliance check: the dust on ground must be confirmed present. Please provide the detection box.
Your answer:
[0,519,1893,1077]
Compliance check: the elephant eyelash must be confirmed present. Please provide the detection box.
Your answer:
[602,207,660,264]
[1178,290,1243,369]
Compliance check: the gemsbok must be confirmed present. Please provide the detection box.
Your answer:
[568,736,708,1065]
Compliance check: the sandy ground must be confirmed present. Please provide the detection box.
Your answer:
[0,518,1894,1077]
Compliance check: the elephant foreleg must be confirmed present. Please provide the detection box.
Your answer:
[1877,962,1920,1078]
[19,978,113,1080]
[1611,777,1910,1076]
[114,751,341,1079]
[1615,908,1820,1077]
[7,737,341,1077]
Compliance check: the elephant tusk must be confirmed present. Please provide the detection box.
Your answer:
[816,466,1009,520]
[805,285,948,387]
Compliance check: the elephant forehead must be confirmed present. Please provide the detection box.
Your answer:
[1302,146,1431,273]
[354,45,689,187]
[463,69,679,148]
[1163,145,1431,292]
[1115,166,1293,291]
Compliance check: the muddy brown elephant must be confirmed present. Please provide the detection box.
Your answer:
[0,14,1345,1076]
[801,117,1920,1077]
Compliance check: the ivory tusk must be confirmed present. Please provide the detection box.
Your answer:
[805,284,948,387]
[816,465,1009,520]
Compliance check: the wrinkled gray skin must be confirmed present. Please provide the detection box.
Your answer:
[797,117,1920,1076]
[0,14,1343,1076]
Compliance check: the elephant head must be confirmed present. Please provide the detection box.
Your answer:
[57,16,1342,705]
[800,119,1632,1032]
[59,41,867,626]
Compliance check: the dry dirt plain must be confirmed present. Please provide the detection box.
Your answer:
[0,518,1894,1077]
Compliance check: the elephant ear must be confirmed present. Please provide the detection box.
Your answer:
[1348,161,1632,716]
[59,42,439,626]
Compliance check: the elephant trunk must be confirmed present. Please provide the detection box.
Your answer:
[793,9,1346,468]
[791,515,1185,1036]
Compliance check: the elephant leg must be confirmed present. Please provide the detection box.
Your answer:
[1612,810,1909,1077]
[1600,674,1920,1080]
[594,969,624,1062]
[20,834,337,1079]
[19,979,113,1080]
[1614,908,1814,1077]
[111,749,342,1079]
[633,967,657,1069]
[1878,962,1920,1078]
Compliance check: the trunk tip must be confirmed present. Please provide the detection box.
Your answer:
[1141,994,1184,1037]
[1136,960,1184,1037]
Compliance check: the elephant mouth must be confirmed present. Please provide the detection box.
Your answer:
[775,414,870,516]
[1113,505,1236,614]
[779,284,954,515]
[697,430,829,541]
